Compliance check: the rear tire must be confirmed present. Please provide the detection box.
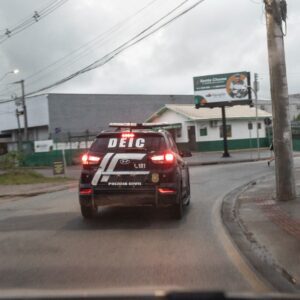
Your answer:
[184,171,191,206]
[81,205,96,219]
[172,184,183,220]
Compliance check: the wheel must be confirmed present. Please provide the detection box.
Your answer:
[184,171,191,206]
[172,184,183,220]
[80,205,96,219]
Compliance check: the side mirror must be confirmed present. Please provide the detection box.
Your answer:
[180,150,192,157]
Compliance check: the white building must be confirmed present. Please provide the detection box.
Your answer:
[146,104,272,152]
[0,93,193,149]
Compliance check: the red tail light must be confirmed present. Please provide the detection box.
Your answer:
[80,188,93,195]
[158,188,176,194]
[81,154,101,165]
[151,152,175,164]
[165,153,174,162]
[122,132,135,138]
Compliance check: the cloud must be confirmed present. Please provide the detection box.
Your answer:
[0,0,299,100]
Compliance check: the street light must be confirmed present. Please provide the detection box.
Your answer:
[0,69,19,82]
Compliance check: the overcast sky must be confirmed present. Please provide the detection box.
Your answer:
[0,0,300,101]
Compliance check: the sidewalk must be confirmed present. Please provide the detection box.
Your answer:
[186,148,273,165]
[223,168,300,292]
[0,181,77,198]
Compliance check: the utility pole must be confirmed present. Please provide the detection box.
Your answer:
[12,80,29,141]
[264,0,296,201]
[20,80,29,141]
[253,73,260,159]
[15,109,23,152]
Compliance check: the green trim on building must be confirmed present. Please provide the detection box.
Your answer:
[177,138,269,152]
[292,139,300,151]
[196,138,269,152]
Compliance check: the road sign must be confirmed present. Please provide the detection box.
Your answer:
[53,161,64,175]
[193,71,251,105]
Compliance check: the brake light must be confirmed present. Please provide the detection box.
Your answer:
[81,154,101,165]
[122,132,135,138]
[82,154,88,164]
[165,153,174,162]
[80,188,93,195]
[151,152,175,164]
[158,188,176,194]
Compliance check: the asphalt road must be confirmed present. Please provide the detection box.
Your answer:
[0,161,275,293]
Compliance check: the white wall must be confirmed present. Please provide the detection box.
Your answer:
[150,109,189,143]
[195,119,266,142]
[0,94,49,132]
[150,108,267,143]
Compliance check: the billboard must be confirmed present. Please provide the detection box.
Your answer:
[193,71,251,106]
[34,140,53,152]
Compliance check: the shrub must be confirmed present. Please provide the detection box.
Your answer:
[0,151,24,170]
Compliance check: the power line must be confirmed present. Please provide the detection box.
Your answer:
[15,0,161,88]
[0,0,206,104]
[26,0,205,97]
[0,0,68,44]
[0,0,161,97]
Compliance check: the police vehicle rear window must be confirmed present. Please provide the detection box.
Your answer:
[90,134,167,152]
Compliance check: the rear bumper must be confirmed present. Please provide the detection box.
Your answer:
[79,184,178,208]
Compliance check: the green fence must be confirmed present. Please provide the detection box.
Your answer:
[22,149,85,167]
[292,138,300,151]
[19,138,300,167]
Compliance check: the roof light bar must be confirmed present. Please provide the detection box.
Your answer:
[109,122,169,129]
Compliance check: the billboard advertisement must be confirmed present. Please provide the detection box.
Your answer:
[193,71,251,106]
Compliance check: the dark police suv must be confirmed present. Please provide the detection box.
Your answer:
[79,123,191,219]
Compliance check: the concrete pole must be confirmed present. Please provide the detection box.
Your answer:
[15,109,22,152]
[253,73,260,159]
[264,0,296,201]
[20,80,29,141]
[221,106,230,157]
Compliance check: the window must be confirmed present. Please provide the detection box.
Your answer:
[258,122,261,129]
[219,125,232,138]
[200,127,207,136]
[90,134,167,152]
[296,105,300,110]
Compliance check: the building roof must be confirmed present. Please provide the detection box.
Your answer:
[147,104,272,122]
[46,94,194,134]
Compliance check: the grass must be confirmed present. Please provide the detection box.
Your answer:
[0,169,71,185]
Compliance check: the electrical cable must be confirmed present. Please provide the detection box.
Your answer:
[0,0,206,103]
[0,0,68,44]
[0,0,161,97]
[16,0,161,88]
[26,0,202,96]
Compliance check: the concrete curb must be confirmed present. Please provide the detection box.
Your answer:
[0,182,77,198]
[221,178,299,293]
[187,157,269,167]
